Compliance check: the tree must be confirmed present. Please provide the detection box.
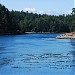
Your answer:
[72,8,75,31]
[0,3,74,35]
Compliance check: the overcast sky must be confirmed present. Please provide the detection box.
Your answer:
[0,0,74,15]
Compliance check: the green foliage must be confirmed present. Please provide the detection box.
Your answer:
[0,4,74,35]
[71,8,75,31]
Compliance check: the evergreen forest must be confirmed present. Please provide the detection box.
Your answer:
[0,4,75,35]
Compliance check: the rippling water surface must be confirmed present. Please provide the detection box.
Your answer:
[0,34,75,75]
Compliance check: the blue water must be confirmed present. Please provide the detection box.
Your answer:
[0,34,75,75]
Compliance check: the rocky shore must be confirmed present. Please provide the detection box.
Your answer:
[56,32,75,39]
[25,32,51,34]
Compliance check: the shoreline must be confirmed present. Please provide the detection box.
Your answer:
[24,32,65,34]
[25,32,52,34]
[0,32,62,35]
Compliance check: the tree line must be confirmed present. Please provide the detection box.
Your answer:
[0,4,75,35]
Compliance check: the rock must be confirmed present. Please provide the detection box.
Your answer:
[56,33,75,39]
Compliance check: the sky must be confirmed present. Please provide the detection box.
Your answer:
[0,0,74,15]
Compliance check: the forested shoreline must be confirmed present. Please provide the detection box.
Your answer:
[0,4,75,35]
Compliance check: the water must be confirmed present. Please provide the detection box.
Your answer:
[0,34,75,75]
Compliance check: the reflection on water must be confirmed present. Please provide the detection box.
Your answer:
[0,58,14,67]
[69,39,75,75]
[11,53,74,69]
[0,47,6,50]
[0,34,75,75]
